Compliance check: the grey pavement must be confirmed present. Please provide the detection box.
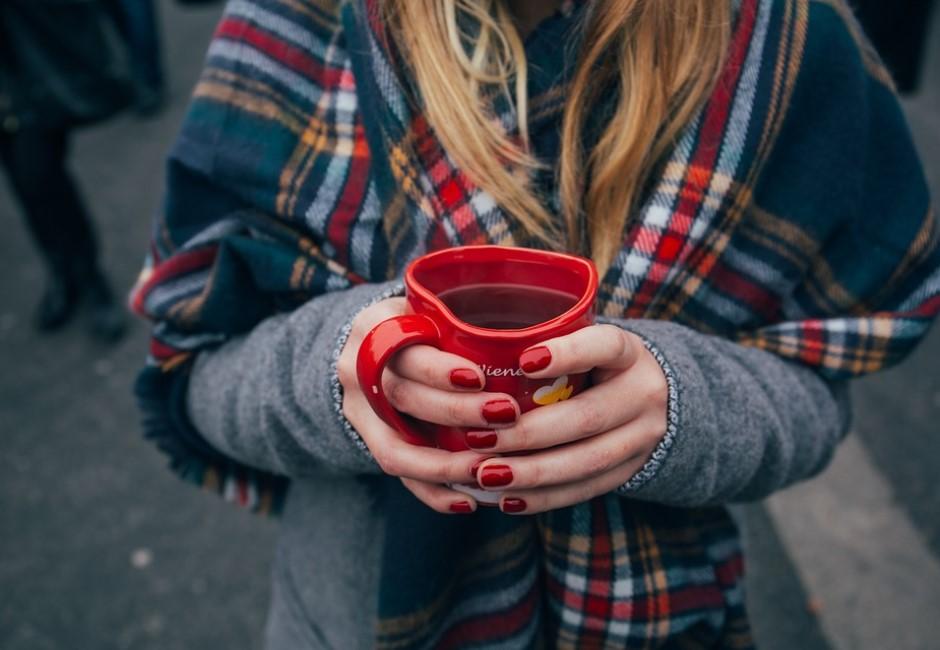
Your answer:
[1,3,939,650]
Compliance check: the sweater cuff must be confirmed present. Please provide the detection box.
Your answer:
[615,333,680,494]
[595,316,683,498]
[591,316,677,495]
[328,282,406,457]
[601,317,733,505]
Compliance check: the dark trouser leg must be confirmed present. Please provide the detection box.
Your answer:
[0,127,99,284]
[852,0,936,94]
[0,127,124,339]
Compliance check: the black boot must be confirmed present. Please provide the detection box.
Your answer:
[34,272,80,332]
[84,269,127,343]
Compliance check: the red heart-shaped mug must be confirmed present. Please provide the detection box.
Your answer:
[356,245,598,504]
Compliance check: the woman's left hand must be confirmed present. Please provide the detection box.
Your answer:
[466,324,669,514]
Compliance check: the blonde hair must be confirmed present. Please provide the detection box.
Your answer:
[381,0,732,276]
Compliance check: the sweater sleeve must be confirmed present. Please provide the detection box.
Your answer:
[601,317,852,507]
[185,280,403,478]
[130,0,389,510]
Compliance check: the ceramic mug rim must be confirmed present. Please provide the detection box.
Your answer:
[404,245,598,341]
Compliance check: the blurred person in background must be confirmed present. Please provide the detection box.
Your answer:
[106,0,166,116]
[0,0,131,341]
[852,0,936,94]
[131,0,940,648]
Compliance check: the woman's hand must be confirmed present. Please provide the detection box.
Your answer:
[465,324,669,514]
[335,297,520,514]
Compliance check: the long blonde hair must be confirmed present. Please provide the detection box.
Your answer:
[381,0,732,276]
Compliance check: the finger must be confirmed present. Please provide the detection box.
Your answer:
[473,413,664,491]
[518,324,639,378]
[496,456,645,515]
[343,388,490,484]
[383,369,519,428]
[388,345,485,392]
[338,298,408,390]
[400,477,478,514]
[463,370,651,452]
[349,297,408,342]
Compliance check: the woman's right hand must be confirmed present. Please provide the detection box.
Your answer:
[335,297,519,514]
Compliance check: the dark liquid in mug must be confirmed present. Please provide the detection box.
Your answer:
[438,283,580,329]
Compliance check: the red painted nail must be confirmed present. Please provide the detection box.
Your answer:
[502,498,527,513]
[479,464,513,488]
[449,501,474,513]
[482,400,516,424]
[466,430,498,449]
[450,369,482,390]
[519,346,552,373]
[470,459,484,479]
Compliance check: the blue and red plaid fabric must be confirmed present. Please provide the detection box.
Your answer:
[131,0,939,646]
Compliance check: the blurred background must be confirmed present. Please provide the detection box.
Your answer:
[0,1,937,649]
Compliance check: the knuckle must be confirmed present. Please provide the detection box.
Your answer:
[384,376,408,410]
[336,357,355,388]
[510,420,532,450]
[390,346,415,374]
[561,336,582,364]
[642,413,667,444]
[437,456,465,483]
[443,455,465,483]
[407,350,438,386]
[340,397,356,423]
[611,326,630,361]
[349,313,369,340]
[424,464,446,484]
[383,297,407,314]
[647,379,668,410]
[585,448,615,476]
[425,362,441,388]
[374,449,398,476]
[526,462,542,488]
[575,401,604,435]
[446,397,464,425]
[575,483,596,505]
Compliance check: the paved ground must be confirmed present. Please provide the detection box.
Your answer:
[1,3,938,649]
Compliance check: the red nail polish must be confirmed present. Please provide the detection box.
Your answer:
[482,400,516,424]
[519,346,552,373]
[502,498,527,513]
[466,430,498,449]
[470,459,484,479]
[479,464,513,488]
[450,369,482,390]
[449,501,473,513]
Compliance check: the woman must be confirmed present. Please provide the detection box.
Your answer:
[132,0,940,647]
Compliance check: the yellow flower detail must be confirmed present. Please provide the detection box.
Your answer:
[532,375,574,406]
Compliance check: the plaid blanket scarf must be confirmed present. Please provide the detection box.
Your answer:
[131,0,940,647]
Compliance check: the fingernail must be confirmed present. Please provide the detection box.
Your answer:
[502,498,527,513]
[519,346,552,373]
[482,400,516,424]
[479,464,513,488]
[466,430,498,449]
[449,501,474,513]
[470,459,484,479]
[450,369,482,390]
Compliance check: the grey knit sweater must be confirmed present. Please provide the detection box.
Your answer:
[186,279,851,649]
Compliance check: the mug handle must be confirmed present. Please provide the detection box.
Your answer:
[356,314,442,446]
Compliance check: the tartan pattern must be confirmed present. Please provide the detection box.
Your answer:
[130,0,939,647]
